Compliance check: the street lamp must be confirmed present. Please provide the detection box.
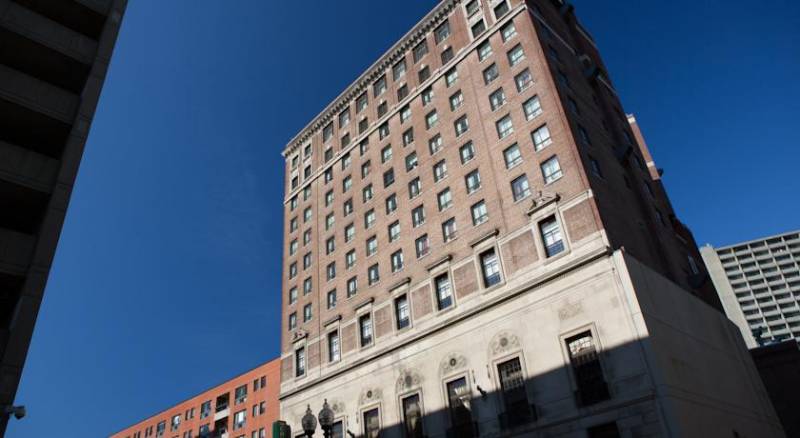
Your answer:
[301,404,317,437]
[318,399,335,438]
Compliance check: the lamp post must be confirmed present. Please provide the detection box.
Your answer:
[318,399,335,438]
[301,404,317,437]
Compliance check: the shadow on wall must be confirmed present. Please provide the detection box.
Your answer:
[284,336,782,438]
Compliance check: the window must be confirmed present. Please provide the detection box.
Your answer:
[171,415,181,432]
[435,20,451,44]
[409,177,422,198]
[326,213,335,230]
[548,44,561,63]
[394,294,411,329]
[373,75,387,97]
[345,224,355,242]
[401,394,424,438]
[368,264,380,285]
[541,156,563,183]
[540,217,564,257]
[359,314,373,346]
[590,157,603,178]
[324,148,333,163]
[511,175,531,201]
[235,385,247,404]
[494,0,510,18]
[449,91,464,111]
[497,357,532,428]
[465,0,480,16]
[339,109,350,128]
[366,236,378,256]
[328,331,340,362]
[501,22,517,42]
[295,347,305,377]
[326,237,335,255]
[290,196,297,210]
[568,97,579,115]
[477,41,493,62]
[393,58,407,81]
[327,289,337,309]
[303,277,312,295]
[429,134,444,155]
[566,331,610,406]
[400,105,412,123]
[398,84,409,101]
[421,87,434,106]
[303,303,312,322]
[446,68,459,87]
[323,123,334,143]
[378,101,388,117]
[389,221,401,242]
[326,262,336,281]
[446,377,472,432]
[289,287,297,304]
[405,152,419,172]
[441,47,454,64]
[289,262,297,279]
[363,407,381,438]
[359,139,369,156]
[199,424,210,438]
[156,421,165,437]
[200,401,211,419]
[412,205,426,227]
[347,277,358,297]
[557,69,570,89]
[454,115,469,136]
[325,190,334,207]
[471,19,486,38]
[303,207,312,223]
[442,218,457,242]
[489,88,506,111]
[459,141,475,164]
[364,209,376,228]
[289,217,298,232]
[379,122,390,140]
[426,110,439,129]
[523,96,542,120]
[433,160,448,182]
[346,249,356,269]
[403,128,415,146]
[303,253,312,269]
[381,145,393,162]
[435,274,453,310]
[515,69,533,91]
[438,189,453,211]
[578,125,592,145]
[289,240,298,256]
[324,168,333,184]
[465,170,481,194]
[507,44,525,66]
[503,143,522,168]
[383,169,395,188]
[496,114,514,139]
[483,63,499,85]
[415,235,430,258]
[413,40,429,63]
[391,250,405,273]
[480,248,502,287]
[531,125,552,151]
[386,194,398,214]
[357,92,368,113]
[471,201,488,225]
[344,199,353,216]
[343,175,352,192]
[418,66,431,83]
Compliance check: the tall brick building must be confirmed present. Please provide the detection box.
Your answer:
[279,1,781,436]
[0,0,127,434]
[109,358,281,438]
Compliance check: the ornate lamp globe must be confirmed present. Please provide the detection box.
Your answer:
[318,399,335,429]
[301,404,317,436]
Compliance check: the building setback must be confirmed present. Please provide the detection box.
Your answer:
[279,0,782,437]
[0,0,127,434]
[109,358,281,438]
[701,230,800,348]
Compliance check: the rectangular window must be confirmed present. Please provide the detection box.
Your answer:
[523,96,542,120]
[426,110,439,130]
[303,303,313,321]
[435,20,451,44]
[400,105,412,123]
[288,313,296,330]
[465,170,481,194]
[357,92,368,113]
[421,87,434,106]
[478,41,493,62]
[364,209,376,228]
[507,44,525,66]
[347,277,358,297]
[363,408,381,438]
[480,249,502,287]
[438,188,453,211]
[359,314,373,346]
[368,263,380,285]
[494,0,510,18]
[304,278,312,295]
[501,22,517,42]
[540,217,564,257]
[450,91,464,111]
[460,141,475,164]
[419,66,431,83]
[395,294,410,329]
[378,101,388,117]
[433,160,448,182]
[541,156,563,184]
[366,236,378,256]
[511,175,531,201]
[200,401,211,419]
[412,205,426,227]
[379,122,390,140]
[446,68,459,87]
[471,201,488,225]
[383,169,395,188]
[497,357,532,428]
[235,385,247,405]
[386,194,398,214]
[515,69,533,91]
[373,75,387,97]
[590,157,603,178]
[489,88,506,111]
[346,249,356,269]
[339,109,351,128]
[323,123,334,143]
[503,143,522,168]
[326,262,336,281]
[428,134,444,155]
[442,218,457,242]
[454,115,469,136]
[403,128,415,146]
[405,152,418,172]
[446,377,472,431]
[295,347,306,377]
[393,58,407,81]
[496,114,514,139]
[471,19,486,38]
[328,331,340,362]
[413,40,429,63]
[389,221,401,242]
[401,394,424,438]
[566,331,610,406]
[327,289,337,309]
[483,63,499,85]
[465,0,480,16]
[441,47,454,64]
[409,177,422,198]
[345,224,355,242]
[532,124,552,150]
[435,274,453,310]
[398,84,409,101]
[415,234,430,258]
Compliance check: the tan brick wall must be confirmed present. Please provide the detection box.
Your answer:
[341,322,356,354]
[374,305,392,339]
[563,198,599,243]
[412,284,433,319]
[454,261,479,299]
[500,229,538,277]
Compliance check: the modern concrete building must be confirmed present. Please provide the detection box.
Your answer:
[0,0,127,434]
[701,230,800,348]
[279,0,782,436]
[109,358,281,438]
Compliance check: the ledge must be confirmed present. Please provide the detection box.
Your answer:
[469,228,500,248]
[426,254,453,272]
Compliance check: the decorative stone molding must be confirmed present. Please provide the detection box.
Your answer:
[469,228,500,248]
[329,399,346,414]
[489,331,522,357]
[291,329,308,343]
[526,191,561,216]
[396,368,424,393]
[439,352,468,377]
[359,387,383,406]
[426,254,453,272]
[558,300,583,320]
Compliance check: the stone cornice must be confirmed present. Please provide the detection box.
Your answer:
[282,0,460,158]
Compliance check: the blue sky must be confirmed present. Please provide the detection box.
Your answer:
[7,1,799,437]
